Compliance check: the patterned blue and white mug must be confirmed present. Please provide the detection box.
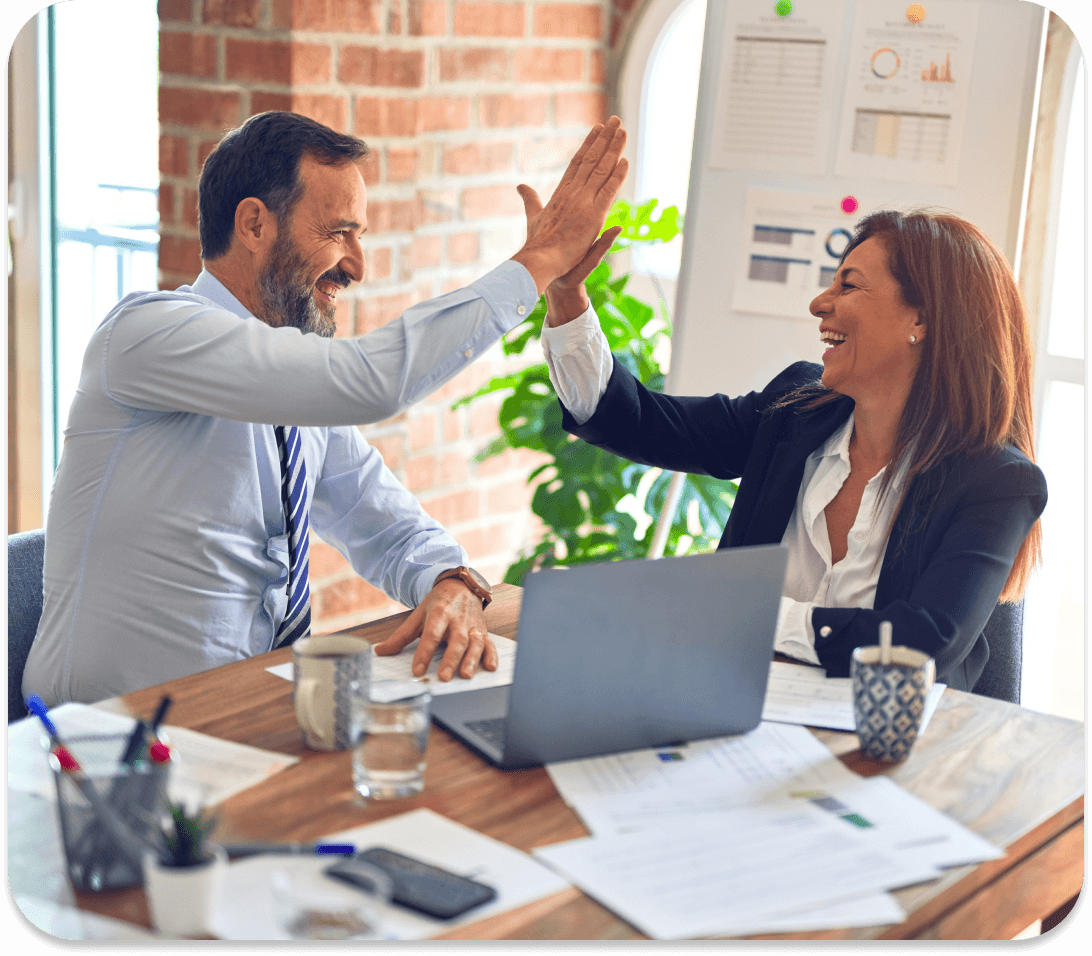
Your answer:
[291,635,372,751]
[851,645,936,762]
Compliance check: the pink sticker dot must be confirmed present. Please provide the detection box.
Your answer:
[841,196,859,214]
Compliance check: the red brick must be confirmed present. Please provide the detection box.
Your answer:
[197,139,220,172]
[442,141,514,175]
[389,2,403,33]
[368,199,419,234]
[422,489,481,526]
[589,49,606,84]
[486,477,534,514]
[556,91,607,127]
[405,454,437,492]
[454,3,525,37]
[440,451,471,485]
[159,234,203,274]
[368,246,393,281]
[225,39,331,85]
[418,97,472,132]
[160,135,190,177]
[359,292,415,333]
[534,3,603,39]
[407,411,438,449]
[469,397,503,438]
[366,433,405,470]
[387,147,419,182]
[441,278,466,294]
[411,235,443,269]
[250,93,347,131]
[437,47,508,82]
[459,522,514,561]
[158,183,176,225]
[417,189,459,224]
[309,539,350,580]
[480,94,549,128]
[182,188,200,228]
[339,47,425,88]
[314,576,391,620]
[354,97,419,138]
[160,31,218,79]
[333,298,354,337]
[461,184,525,220]
[271,0,382,33]
[159,87,242,131]
[158,0,194,22]
[447,231,480,264]
[409,0,447,35]
[443,408,463,442]
[513,48,583,83]
[202,0,260,28]
[358,150,381,187]
[519,134,585,172]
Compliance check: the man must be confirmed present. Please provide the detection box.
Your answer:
[24,110,627,705]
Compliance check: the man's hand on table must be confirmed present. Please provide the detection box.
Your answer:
[371,579,499,681]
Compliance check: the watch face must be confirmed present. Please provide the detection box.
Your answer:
[466,567,490,591]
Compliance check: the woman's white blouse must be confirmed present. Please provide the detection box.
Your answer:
[541,306,907,665]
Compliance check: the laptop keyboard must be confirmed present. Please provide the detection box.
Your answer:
[465,717,507,750]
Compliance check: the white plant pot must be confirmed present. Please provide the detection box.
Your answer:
[142,845,227,938]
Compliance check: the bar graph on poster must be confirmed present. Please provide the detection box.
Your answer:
[835,1,979,185]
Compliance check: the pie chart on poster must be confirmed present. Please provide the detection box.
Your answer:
[870,48,900,80]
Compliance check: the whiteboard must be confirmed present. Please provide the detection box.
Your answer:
[668,0,1045,398]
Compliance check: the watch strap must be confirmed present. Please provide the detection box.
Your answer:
[433,566,492,609]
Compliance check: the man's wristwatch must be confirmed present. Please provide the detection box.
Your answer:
[433,566,493,609]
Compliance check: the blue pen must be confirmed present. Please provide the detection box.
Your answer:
[223,842,356,859]
[25,694,62,746]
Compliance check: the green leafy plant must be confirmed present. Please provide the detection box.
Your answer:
[159,799,218,868]
[457,199,737,584]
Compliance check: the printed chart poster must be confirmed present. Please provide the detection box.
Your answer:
[732,189,879,321]
[709,0,848,175]
[835,1,980,185]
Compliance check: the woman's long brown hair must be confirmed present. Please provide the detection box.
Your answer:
[795,209,1042,601]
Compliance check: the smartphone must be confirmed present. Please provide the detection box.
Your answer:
[325,847,497,920]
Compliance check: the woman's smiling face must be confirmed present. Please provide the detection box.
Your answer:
[810,236,925,404]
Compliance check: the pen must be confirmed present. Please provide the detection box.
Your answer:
[25,694,62,747]
[118,719,149,766]
[223,842,356,859]
[149,694,173,737]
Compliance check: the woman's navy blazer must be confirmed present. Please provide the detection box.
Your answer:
[561,360,1048,692]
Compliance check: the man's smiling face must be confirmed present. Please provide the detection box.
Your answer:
[256,155,368,337]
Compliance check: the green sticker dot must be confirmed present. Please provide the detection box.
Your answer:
[776,0,793,16]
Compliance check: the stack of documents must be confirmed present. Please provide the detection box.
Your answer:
[536,722,1001,939]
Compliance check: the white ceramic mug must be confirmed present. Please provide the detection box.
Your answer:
[291,635,371,751]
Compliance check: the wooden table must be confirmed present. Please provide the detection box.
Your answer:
[74,584,1084,940]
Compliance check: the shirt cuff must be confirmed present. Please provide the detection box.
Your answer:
[541,305,612,425]
[773,596,821,666]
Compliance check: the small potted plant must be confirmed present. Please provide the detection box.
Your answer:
[142,797,226,937]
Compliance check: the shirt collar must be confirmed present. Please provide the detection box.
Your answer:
[189,269,254,321]
[815,411,855,464]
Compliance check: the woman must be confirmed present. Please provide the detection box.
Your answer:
[539,209,1046,691]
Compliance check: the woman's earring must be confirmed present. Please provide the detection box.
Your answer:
[909,335,917,344]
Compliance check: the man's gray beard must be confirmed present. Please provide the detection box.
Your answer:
[256,232,338,338]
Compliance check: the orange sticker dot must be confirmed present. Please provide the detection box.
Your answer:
[907,4,926,23]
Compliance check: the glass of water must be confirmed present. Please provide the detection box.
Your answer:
[351,680,431,800]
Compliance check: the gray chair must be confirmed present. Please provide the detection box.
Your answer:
[8,528,45,722]
[971,600,1023,704]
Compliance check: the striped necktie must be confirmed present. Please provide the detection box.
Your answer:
[273,425,311,647]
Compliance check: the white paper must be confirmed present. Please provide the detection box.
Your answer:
[266,633,516,701]
[8,702,297,808]
[546,721,860,836]
[709,0,848,174]
[834,0,980,185]
[762,660,946,735]
[14,894,156,940]
[731,188,884,321]
[533,801,937,940]
[208,808,571,941]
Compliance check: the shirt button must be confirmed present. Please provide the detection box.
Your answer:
[819,626,832,637]
[464,349,473,358]
[855,531,865,539]
[517,305,526,315]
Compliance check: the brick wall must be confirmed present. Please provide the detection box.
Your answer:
[157,0,621,633]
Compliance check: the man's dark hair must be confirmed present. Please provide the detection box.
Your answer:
[198,111,369,261]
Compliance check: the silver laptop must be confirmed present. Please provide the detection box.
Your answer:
[430,544,788,770]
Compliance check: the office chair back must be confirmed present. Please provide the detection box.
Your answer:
[8,528,45,722]
[971,601,1023,705]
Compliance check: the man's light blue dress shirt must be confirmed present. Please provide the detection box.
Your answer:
[24,262,538,705]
